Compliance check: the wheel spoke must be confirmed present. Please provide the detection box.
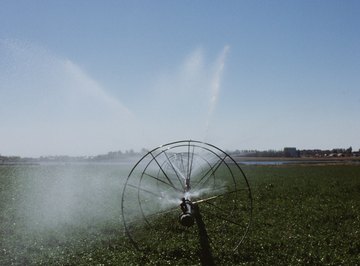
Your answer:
[192,155,227,190]
[149,151,179,191]
[163,151,185,190]
[143,172,183,193]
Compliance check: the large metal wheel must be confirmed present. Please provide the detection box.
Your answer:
[121,140,252,254]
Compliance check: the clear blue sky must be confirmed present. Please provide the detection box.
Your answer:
[1,1,359,156]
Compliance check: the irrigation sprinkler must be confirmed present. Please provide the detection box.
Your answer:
[121,140,252,258]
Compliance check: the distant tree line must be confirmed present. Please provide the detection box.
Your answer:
[1,146,359,164]
[229,149,286,157]
[229,146,358,158]
[88,149,148,162]
[300,147,355,157]
[0,149,149,164]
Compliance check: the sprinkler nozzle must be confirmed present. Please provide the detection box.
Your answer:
[179,198,194,227]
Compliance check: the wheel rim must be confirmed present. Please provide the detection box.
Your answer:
[121,140,252,253]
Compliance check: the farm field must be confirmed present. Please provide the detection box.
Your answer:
[1,163,359,265]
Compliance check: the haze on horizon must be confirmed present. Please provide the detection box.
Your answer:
[1,1,359,157]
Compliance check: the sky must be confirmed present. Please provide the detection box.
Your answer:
[0,1,359,157]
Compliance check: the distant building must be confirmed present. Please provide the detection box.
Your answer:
[284,147,299,157]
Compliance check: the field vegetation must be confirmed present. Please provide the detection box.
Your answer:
[0,163,359,265]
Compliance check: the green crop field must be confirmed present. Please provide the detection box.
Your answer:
[1,163,359,265]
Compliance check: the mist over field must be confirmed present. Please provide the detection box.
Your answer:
[11,164,130,230]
